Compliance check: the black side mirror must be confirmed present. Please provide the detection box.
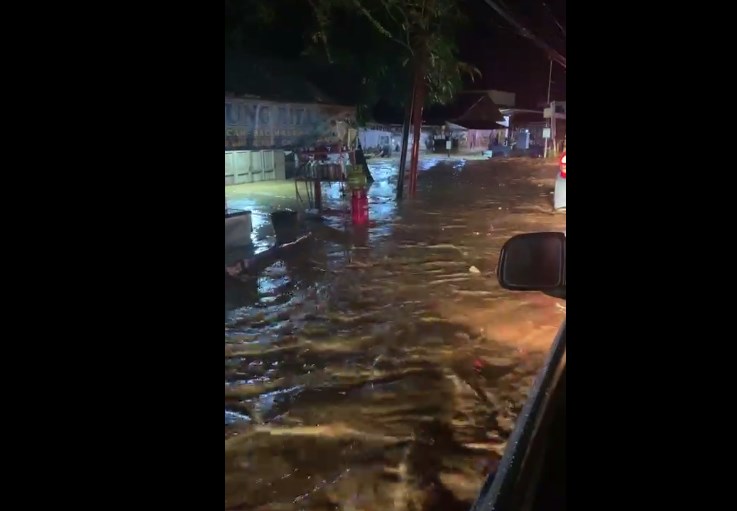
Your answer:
[497,232,566,292]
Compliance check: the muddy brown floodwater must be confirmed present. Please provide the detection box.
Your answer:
[225,157,566,511]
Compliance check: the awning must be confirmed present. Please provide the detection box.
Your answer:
[447,120,509,130]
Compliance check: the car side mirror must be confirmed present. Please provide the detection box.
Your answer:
[497,232,566,292]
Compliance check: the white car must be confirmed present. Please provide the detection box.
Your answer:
[554,151,566,211]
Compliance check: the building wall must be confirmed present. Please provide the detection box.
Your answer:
[358,129,394,151]
[224,150,287,185]
[357,126,435,152]
[462,130,492,149]
[513,119,565,149]
[390,128,434,151]
[409,130,433,151]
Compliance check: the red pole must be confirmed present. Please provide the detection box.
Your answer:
[409,72,425,197]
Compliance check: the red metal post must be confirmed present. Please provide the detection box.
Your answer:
[350,188,369,225]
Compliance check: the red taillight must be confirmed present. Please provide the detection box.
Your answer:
[559,152,566,178]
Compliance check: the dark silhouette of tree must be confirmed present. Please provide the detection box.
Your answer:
[308,0,480,105]
[224,0,480,122]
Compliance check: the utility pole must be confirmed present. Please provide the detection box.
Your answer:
[543,59,553,159]
[551,100,557,156]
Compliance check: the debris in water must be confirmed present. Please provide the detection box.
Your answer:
[469,266,481,274]
[225,409,252,425]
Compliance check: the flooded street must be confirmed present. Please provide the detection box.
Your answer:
[225,157,566,511]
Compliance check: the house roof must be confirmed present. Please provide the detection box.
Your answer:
[424,92,504,127]
[371,92,506,127]
[449,94,507,129]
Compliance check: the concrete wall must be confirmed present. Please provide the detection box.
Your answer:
[358,129,393,151]
[408,130,433,151]
[225,150,286,185]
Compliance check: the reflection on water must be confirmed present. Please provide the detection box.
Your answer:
[225,158,565,510]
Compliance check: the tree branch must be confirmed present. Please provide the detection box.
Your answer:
[351,0,414,52]
[307,0,334,62]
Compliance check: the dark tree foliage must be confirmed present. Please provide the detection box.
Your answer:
[224,0,480,122]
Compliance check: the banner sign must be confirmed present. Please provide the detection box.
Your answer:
[225,97,355,150]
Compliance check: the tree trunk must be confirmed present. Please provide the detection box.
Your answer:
[409,63,426,197]
[396,75,416,200]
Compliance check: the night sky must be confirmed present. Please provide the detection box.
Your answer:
[458,0,566,108]
[225,0,566,109]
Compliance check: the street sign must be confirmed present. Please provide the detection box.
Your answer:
[543,128,551,139]
[543,107,552,119]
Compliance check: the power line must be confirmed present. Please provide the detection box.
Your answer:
[487,0,565,66]
[541,1,566,37]
[480,0,566,68]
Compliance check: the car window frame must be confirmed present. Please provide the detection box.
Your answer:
[470,319,567,511]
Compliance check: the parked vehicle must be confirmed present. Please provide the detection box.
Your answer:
[471,232,566,511]
[554,151,566,211]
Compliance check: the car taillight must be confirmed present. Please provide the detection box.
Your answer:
[559,153,566,178]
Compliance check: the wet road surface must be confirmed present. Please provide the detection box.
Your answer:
[225,157,566,511]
